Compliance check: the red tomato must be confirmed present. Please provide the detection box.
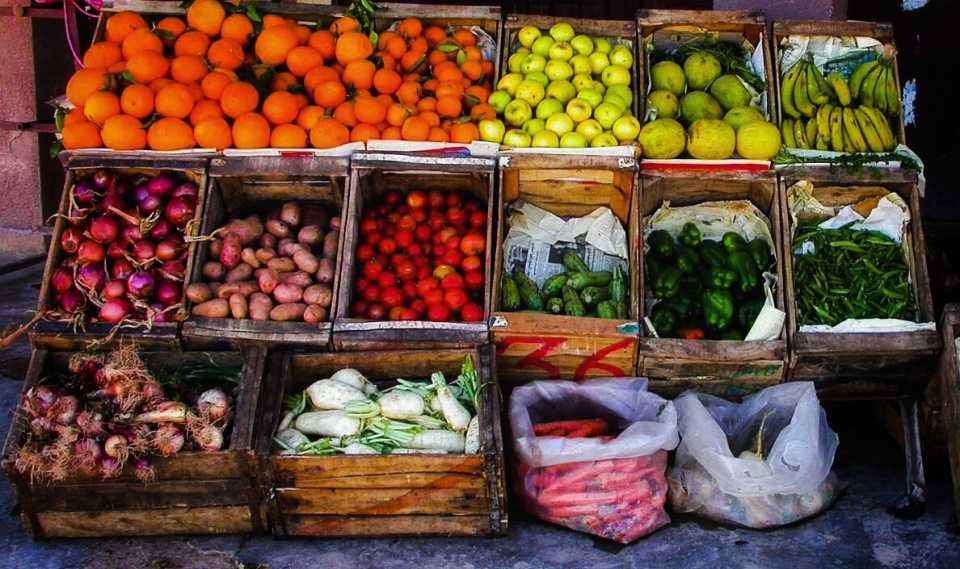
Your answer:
[421,243,432,256]
[356,243,375,263]
[415,225,432,242]
[388,306,405,320]
[396,260,417,281]
[445,192,462,208]
[375,204,389,216]
[412,209,427,223]
[362,285,381,302]
[464,270,484,290]
[423,288,444,306]
[360,218,379,235]
[416,265,433,279]
[460,302,484,322]
[399,308,418,320]
[427,302,451,321]
[381,287,405,309]
[355,277,370,293]
[438,227,458,243]
[384,191,401,205]
[442,248,463,267]
[390,253,408,267]
[443,288,468,311]
[429,213,446,230]
[366,302,386,320]
[362,260,383,280]
[395,229,414,248]
[441,273,465,290]
[464,200,480,212]
[397,215,416,231]
[416,276,439,297]
[402,281,417,299]
[407,190,427,209]
[378,238,397,255]
[366,232,382,246]
[460,232,485,255]
[461,255,482,272]
[411,299,427,316]
[469,211,487,228]
[428,190,445,209]
[383,225,396,237]
[407,243,423,257]
[377,272,397,289]
[446,207,466,226]
[386,213,399,224]
[351,300,368,317]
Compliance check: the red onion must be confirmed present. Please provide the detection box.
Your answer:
[51,268,73,293]
[73,438,102,477]
[142,381,165,402]
[92,169,113,190]
[134,183,150,204]
[106,240,128,260]
[154,279,182,306]
[172,181,199,201]
[149,303,170,322]
[121,224,142,244]
[99,298,131,323]
[147,174,176,197]
[197,389,230,424]
[110,258,134,280]
[89,215,120,244]
[158,259,186,280]
[99,191,127,213]
[156,237,184,261]
[127,271,154,299]
[138,193,163,214]
[136,401,188,424]
[60,288,86,313]
[193,423,224,452]
[153,424,185,456]
[77,263,106,292]
[164,197,195,228]
[73,181,100,206]
[133,458,156,483]
[75,411,104,436]
[104,433,129,461]
[50,395,79,425]
[131,240,155,263]
[77,240,105,264]
[60,226,82,254]
[100,457,122,479]
[149,219,173,241]
[102,279,127,299]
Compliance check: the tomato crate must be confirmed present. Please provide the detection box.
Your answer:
[1,345,267,538]
[256,346,507,537]
[181,155,350,349]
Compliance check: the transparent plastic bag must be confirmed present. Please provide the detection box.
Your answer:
[509,378,679,543]
[668,382,841,529]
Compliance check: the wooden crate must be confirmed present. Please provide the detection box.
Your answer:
[332,153,497,350]
[491,154,640,384]
[256,346,507,537]
[31,154,208,351]
[772,19,906,145]
[934,304,960,525]
[181,155,350,349]
[638,171,787,397]
[1,346,267,538]
[780,168,938,382]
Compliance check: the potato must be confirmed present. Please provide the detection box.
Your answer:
[297,224,323,246]
[270,302,306,322]
[258,269,280,294]
[241,247,260,268]
[225,262,254,283]
[278,238,298,257]
[220,233,243,269]
[185,282,213,304]
[302,205,329,229]
[322,230,340,260]
[315,258,335,284]
[329,216,341,231]
[280,271,313,288]
[303,283,333,308]
[208,238,223,258]
[265,218,291,239]
[260,233,277,249]
[303,304,328,324]
[273,283,303,304]
[192,298,229,318]
[217,281,259,299]
[293,250,320,273]
[267,257,296,273]
[223,218,263,245]
[202,261,225,281]
[209,282,221,295]
[249,293,273,321]
[229,293,248,319]
[280,202,301,227]
[254,247,276,264]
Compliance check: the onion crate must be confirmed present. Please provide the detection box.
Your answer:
[1,346,267,539]
[638,171,787,397]
[333,153,497,351]
[257,347,507,538]
[491,154,640,384]
[181,156,350,349]
[32,154,208,351]
[780,168,938,382]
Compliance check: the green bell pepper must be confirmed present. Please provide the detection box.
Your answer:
[680,273,702,295]
[748,238,772,271]
[703,289,734,330]
[697,239,727,269]
[645,254,664,284]
[706,267,737,289]
[722,231,748,253]
[679,222,702,247]
[650,303,678,336]
[667,295,700,320]
[653,266,682,299]
[738,298,765,330]
[728,251,760,294]
[648,230,675,259]
[675,246,699,274]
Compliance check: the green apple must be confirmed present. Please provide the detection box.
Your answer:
[570,34,594,56]
[515,80,546,106]
[565,98,593,123]
[576,118,603,141]
[545,79,576,103]
[609,45,634,68]
[578,88,603,109]
[488,90,512,113]
[593,102,622,129]
[592,80,606,94]
[588,52,610,75]
[531,35,554,57]
[591,132,619,147]
[518,25,542,48]
[549,22,575,42]
[560,131,588,148]
[522,118,546,135]
[605,84,633,107]
[593,37,611,54]
[524,71,549,87]
[545,112,574,136]
[508,52,528,74]
[504,99,533,127]
[521,53,546,74]
[612,115,641,142]
[571,73,594,92]
[503,128,532,148]
[497,73,523,95]
[646,89,679,119]
[569,54,592,75]
[478,119,505,143]
[601,64,631,87]
[548,42,574,62]
[603,93,628,111]
[532,130,560,148]
[535,98,564,120]
[545,59,574,81]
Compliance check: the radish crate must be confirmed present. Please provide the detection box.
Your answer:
[0,346,267,539]
[256,346,507,537]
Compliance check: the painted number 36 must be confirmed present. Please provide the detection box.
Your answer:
[496,337,636,380]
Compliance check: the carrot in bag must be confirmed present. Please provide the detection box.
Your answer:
[533,418,609,437]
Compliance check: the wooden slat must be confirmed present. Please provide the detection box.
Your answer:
[284,514,493,537]
[273,454,485,479]
[274,472,486,490]
[937,305,960,525]
[28,479,253,512]
[276,487,486,516]
[35,506,252,538]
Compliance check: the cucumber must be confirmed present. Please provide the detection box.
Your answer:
[562,251,589,273]
[567,271,612,290]
[513,269,543,311]
[545,297,564,314]
[542,272,568,296]
[597,300,617,319]
[580,286,609,306]
[615,301,627,319]
[501,273,520,311]
[562,286,585,317]
[609,264,626,304]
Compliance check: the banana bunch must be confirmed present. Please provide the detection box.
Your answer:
[850,59,900,116]
[781,57,847,119]
[781,102,896,152]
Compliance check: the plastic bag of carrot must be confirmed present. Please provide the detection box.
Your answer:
[509,379,679,543]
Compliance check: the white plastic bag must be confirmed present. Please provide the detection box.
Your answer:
[668,382,841,528]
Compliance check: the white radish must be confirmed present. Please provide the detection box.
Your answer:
[295,411,361,437]
[377,391,425,419]
[278,411,295,432]
[306,379,368,410]
[393,448,448,454]
[341,442,378,455]
[407,429,466,453]
[465,416,480,454]
[431,372,471,431]
[329,369,377,395]
[275,428,310,452]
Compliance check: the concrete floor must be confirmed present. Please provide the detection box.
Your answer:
[0,263,958,569]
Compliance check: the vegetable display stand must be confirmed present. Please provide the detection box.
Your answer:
[637,171,787,397]
[491,154,640,383]
[32,153,208,351]
[780,168,938,384]
[333,153,497,351]
[256,346,507,537]
[181,155,350,349]
[935,304,960,526]
[0,346,267,539]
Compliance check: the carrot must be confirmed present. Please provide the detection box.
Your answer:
[533,418,609,437]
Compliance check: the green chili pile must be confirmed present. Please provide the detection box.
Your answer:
[792,222,916,326]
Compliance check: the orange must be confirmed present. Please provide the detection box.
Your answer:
[271,71,298,92]
[397,17,422,39]
[286,46,323,77]
[460,60,483,82]
[108,61,127,74]
[293,25,311,45]
[417,96,437,112]
[194,117,232,149]
[221,13,254,45]
[105,11,147,44]
[186,0,226,37]
[255,25,299,65]
[304,66,339,93]
[296,105,326,130]
[293,92,310,109]
[61,120,101,149]
[308,30,336,61]
[175,31,211,57]
[82,91,120,125]
[436,95,462,118]
[353,96,387,125]
[465,85,489,105]
[453,29,476,47]
[450,121,479,143]
[400,50,426,73]
[409,37,428,54]
[219,81,259,118]
[66,68,112,107]
[62,108,86,126]
[262,91,300,125]
[419,111,440,127]
[149,77,175,92]
[122,28,163,60]
[100,114,146,150]
[435,80,464,100]
[147,117,195,150]
[372,68,402,95]
[262,14,290,30]
[310,117,349,148]
[270,123,307,148]
[481,60,494,77]
[185,81,205,102]
[201,70,234,100]
[400,116,429,141]
[424,25,446,46]
[329,16,359,35]
[342,60,375,90]
[386,102,414,126]
[231,112,271,149]
[427,126,449,142]
[155,83,195,119]
[396,81,421,105]
[384,36,407,60]
[189,99,223,125]
[469,103,496,121]
[170,54,208,84]
[207,38,245,71]
[433,61,462,82]
[312,80,346,108]
[156,17,186,42]
[83,42,122,69]
[428,49,448,66]
[350,123,380,143]
[462,45,483,62]
[332,101,357,127]
[381,125,402,140]
[335,32,373,65]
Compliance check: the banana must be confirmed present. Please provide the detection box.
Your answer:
[884,67,900,116]
[872,66,889,114]
[861,104,896,150]
[793,117,810,149]
[805,117,818,146]
[794,65,816,118]
[842,107,868,152]
[805,62,830,105]
[854,107,885,152]
[843,129,854,153]
[815,131,829,151]
[850,60,880,99]
[817,103,834,143]
[780,62,804,119]
[859,64,884,107]
[829,107,845,152]
[826,72,852,106]
[781,118,797,147]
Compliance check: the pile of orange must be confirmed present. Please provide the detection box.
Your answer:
[61,2,496,151]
